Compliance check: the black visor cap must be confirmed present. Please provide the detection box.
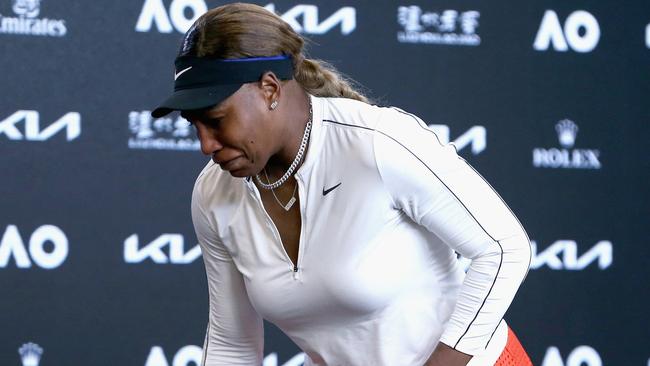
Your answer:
[151,55,294,118]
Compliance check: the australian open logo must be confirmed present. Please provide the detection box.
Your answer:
[128,111,199,151]
[0,0,66,36]
[533,119,602,169]
[18,342,43,366]
[397,6,480,46]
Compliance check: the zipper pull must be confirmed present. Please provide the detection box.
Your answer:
[293,265,299,280]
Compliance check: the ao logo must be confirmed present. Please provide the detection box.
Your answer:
[135,0,356,35]
[124,234,201,264]
[534,10,600,53]
[0,225,68,269]
[144,346,305,366]
[531,240,612,270]
[541,346,602,366]
[428,125,486,155]
[144,346,201,366]
[135,0,206,34]
[263,352,305,366]
[0,111,80,141]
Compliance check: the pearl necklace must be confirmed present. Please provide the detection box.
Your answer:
[255,98,312,190]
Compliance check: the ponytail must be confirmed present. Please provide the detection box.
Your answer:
[183,3,370,103]
[294,58,369,103]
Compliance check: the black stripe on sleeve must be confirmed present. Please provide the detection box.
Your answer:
[453,240,503,349]
[323,119,375,131]
[465,163,533,286]
[393,108,530,265]
[376,130,499,243]
[324,116,518,350]
[385,109,532,348]
[390,108,463,155]
[485,318,505,350]
[374,129,504,349]
[202,321,210,366]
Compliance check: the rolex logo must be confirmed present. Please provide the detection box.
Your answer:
[18,342,43,366]
[533,118,601,170]
[555,119,579,148]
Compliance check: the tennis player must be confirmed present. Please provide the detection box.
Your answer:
[151,3,533,365]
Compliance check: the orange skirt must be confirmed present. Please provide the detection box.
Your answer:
[494,327,533,366]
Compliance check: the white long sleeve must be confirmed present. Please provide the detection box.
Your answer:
[191,177,264,365]
[189,95,530,365]
[373,107,531,355]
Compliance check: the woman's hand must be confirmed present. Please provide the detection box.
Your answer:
[424,342,472,366]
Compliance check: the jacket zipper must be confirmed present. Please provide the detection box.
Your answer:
[293,176,306,281]
[247,180,304,281]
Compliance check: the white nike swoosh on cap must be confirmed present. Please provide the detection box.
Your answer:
[174,66,192,80]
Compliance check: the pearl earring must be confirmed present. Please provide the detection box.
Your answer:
[270,100,278,110]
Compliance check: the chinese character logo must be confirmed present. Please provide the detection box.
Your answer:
[398,6,423,32]
[397,6,480,46]
[128,111,198,151]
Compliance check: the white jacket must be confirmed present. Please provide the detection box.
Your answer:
[191,95,531,366]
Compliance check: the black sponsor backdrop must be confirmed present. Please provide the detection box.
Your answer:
[1,0,649,365]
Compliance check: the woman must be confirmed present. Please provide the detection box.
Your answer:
[151,3,533,366]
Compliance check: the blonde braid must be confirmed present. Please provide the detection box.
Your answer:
[294,58,369,103]
[182,3,370,103]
